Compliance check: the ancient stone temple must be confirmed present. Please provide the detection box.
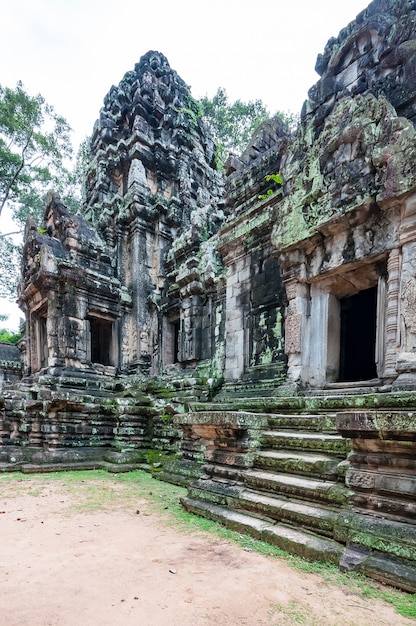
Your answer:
[1,0,416,592]
[18,52,224,380]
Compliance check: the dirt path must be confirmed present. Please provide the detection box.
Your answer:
[0,473,413,626]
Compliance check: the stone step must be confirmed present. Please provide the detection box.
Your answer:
[187,477,339,535]
[254,449,341,477]
[181,496,343,564]
[190,390,416,414]
[261,430,349,455]
[340,544,416,594]
[239,489,338,536]
[245,469,350,505]
[266,414,338,432]
[20,461,104,473]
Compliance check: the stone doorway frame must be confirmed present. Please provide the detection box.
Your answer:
[302,257,391,389]
[86,312,117,368]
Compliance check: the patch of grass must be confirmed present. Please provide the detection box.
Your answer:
[47,470,144,512]
[1,469,415,621]
[268,600,322,625]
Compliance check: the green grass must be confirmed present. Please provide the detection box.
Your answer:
[1,469,415,620]
[268,600,323,625]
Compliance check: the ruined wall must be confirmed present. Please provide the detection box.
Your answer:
[0,343,22,387]
[17,53,226,382]
[4,53,230,469]
[218,119,289,385]
[309,0,416,130]
[336,409,416,592]
[267,0,416,389]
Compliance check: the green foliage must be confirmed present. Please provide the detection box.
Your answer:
[177,89,204,132]
[272,109,299,133]
[199,88,298,170]
[265,172,283,185]
[178,107,200,130]
[0,81,76,225]
[258,189,275,199]
[0,327,22,344]
[258,171,283,200]
[0,82,83,301]
[184,90,203,120]
[0,235,20,300]
[200,87,270,164]
[68,136,91,207]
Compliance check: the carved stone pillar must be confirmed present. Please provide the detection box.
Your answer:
[383,248,400,379]
[395,241,416,386]
[223,247,247,382]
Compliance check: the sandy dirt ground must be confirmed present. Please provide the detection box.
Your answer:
[0,473,413,626]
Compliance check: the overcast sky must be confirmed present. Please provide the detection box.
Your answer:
[1,0,370,328]
[2,0,370,148]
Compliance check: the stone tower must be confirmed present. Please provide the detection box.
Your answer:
[19,51,225,379]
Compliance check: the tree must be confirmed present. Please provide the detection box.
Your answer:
[200,88,269,165]
[0,81,75,227]
[199,87,298,168]
[0,235,20,300]
[0,82,82,301]
[0,314,22,344]
[0,327,22,344]
[70,136,91,207]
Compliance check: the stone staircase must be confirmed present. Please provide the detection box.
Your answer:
[181,410,351,564]
[173,391,416,591]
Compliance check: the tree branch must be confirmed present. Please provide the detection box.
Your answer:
[0,229,23,238]
[0,132,32,217]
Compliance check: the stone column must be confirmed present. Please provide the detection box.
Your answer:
[307,287,340,388]
[224,251,247,381]
[382,249,400,379]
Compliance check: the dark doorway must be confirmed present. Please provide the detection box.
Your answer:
[339,286,377,382]
[173,320,180,363]
[90,318,113,365]
[38,314,48,369]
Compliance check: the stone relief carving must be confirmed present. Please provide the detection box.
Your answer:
[284,312,302,355]
[182,316,194,360]
[402,278,416,350]
[128,158,147,189]
[140,323,150,355]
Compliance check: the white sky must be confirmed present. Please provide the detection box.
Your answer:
[1,0,370,329]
